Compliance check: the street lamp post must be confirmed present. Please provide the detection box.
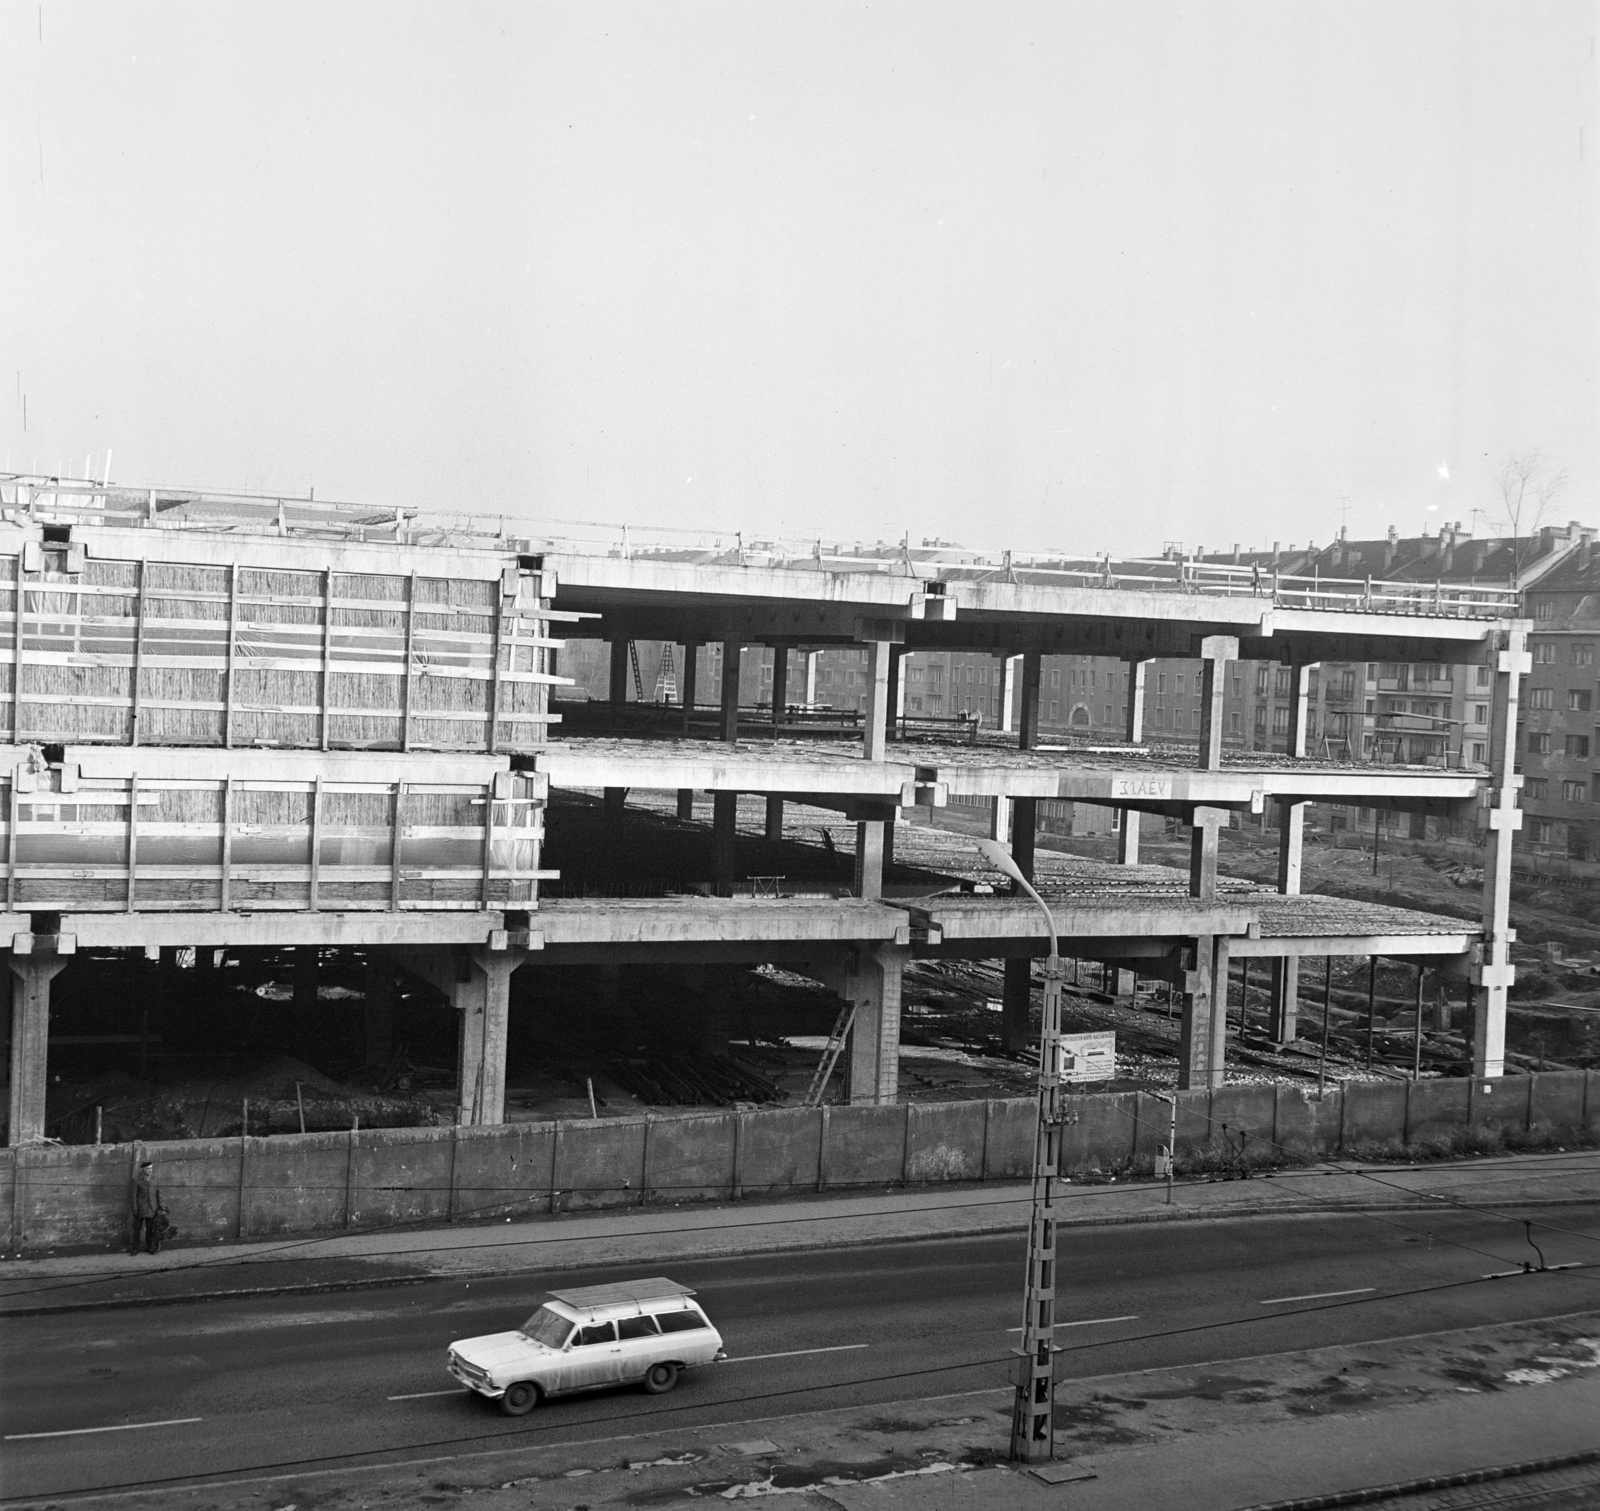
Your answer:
[976,838,1065,1464]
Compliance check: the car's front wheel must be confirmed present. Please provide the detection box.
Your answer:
[643,1361,679,1395]
[499,1381,541,1416]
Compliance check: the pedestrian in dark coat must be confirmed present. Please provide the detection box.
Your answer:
[131,1160,161,1255]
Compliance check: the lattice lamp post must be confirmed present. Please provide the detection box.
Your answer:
[975,838,1065,1463]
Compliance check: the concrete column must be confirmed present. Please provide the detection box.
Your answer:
[720,640,742,743]
[854,819,885,900]
[681,643,699,732]
[713,792,739,895]
[803,650,819,706]
[455,948,523,1126]
[1115,966,1137,998]
[1270,798,1307,1043]
[293,946,318,1053]
[1018,650,1043,750]
[862,639,893,762]
[988,795,1011,844]
[1287,663,1316,758]
[676,789,695,821]
[770,645,788,726]
[1196,635,1238,770]
[843,943,908,1105]
[999,653,1021,733]
[1118,659,1150,866]
[764,796,784,843]
[1188,805,1227,900]
[362,957,395,1068]
[1268,958,1300,1045]
[1000,796,1039,1053]
[609,639,630,706]
[603,786,626,852]
[1476,628,1528,1077]
[1176,935,1218,1090]
[1209,936,1231,1077]
[7,956,68,1145]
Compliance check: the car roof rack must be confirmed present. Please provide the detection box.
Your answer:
[546,1278,696,1309]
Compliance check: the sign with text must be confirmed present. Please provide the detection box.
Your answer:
[1060,1030,1117,1082]
[1111,774,1172,800]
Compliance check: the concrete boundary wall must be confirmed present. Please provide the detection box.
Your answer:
[3,1072,1595,1255]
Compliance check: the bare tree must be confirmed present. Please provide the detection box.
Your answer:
[1493,449,1569,587]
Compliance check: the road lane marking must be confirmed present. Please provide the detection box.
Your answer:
[1007,1315,1138,1332]
[722,1344,871,1364]
[1259,1287,1375,1305]
[387,1389,470,1401]
[5,1416,202,1441]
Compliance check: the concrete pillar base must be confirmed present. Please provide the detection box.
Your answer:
[7,954,70,1146]
[1176,936,1221,1091]
[814,944,907,1105]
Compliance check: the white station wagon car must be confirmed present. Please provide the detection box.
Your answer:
[447,1277,725,1415]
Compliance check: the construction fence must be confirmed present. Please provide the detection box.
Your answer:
[4,1070,1597,1254]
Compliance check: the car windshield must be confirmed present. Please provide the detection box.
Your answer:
[518,1306,574,1349]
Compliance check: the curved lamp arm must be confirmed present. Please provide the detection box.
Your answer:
[974,838,1060,958]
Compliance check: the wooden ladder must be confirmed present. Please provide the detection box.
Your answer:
[803,1002,856,1107]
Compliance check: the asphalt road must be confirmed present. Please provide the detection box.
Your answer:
[3,1201,1599,1503]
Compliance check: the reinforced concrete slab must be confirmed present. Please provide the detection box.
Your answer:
[46,911,509,949]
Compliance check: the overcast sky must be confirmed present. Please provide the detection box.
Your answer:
[2,1,1594,556]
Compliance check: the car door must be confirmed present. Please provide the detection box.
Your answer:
[557,1320,622,1392]
[614,1313,664,1381]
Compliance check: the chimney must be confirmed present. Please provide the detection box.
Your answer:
[1472,542,1489,573]
[1441,539,1454,573]
[1582,532,1594,572]
[1232,543,1240,563]
[1272,540,1281,567]
[1420,535,1438,560]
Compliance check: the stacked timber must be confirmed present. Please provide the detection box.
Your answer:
[0,481,564,916]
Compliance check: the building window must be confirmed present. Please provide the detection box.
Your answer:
[1534,601,1556,620]
[1533,643,1557,664]
[1272,707,1290,734]
[1527,732,1551,754]
[1341,670,1356,697]
[1175,674,1186,696]
[1157,673,1167,694]
[1471,742,1486,763]
[1567,735,1591,758]
[1365,699,1375,715]
[1050,668,1061,688]
[1527,688,1555,710]
[1570,690,1594,713]
[1254,708,1267,732]
[1574,644,1595,667]
[1571,830,1588,861]
[1525,777,1549,799]
[1529,818,1554,844]
[1275,668,1292,697]
[1256,668,1269,696]
[1476,666,1491,686]
[1472,704,1488,724]
[1049,700,1059,720]
[1565,780,1589,803]
[1229,711,1242,734]
[1231,675,1242,698]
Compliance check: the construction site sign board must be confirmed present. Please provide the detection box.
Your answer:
[1061,1031,1117,1082]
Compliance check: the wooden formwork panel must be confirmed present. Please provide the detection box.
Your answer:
[0,752,550,914]
[0,544,563,753]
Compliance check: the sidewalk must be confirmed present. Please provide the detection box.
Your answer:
[3,1148,1597,1316]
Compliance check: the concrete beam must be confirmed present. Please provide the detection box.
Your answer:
[65,913,508,949]
[526,897,911,948]
[1229,933,1475,958]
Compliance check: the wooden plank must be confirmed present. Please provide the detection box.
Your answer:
[11,554,23,744]
[481,787,495,910]
[488,584,507,756]
[400,572,417,752]
[223,562,240,748]
[219,776,233,912]
[309,774,324,911]
[4,776,14,910]
[320,567,334,751]
[130,559,148,746]
[125,774,139,913]
[390,781,406,911]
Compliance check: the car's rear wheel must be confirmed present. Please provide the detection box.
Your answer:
[499,1381,541,1416]
[643,1361,679,1395]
